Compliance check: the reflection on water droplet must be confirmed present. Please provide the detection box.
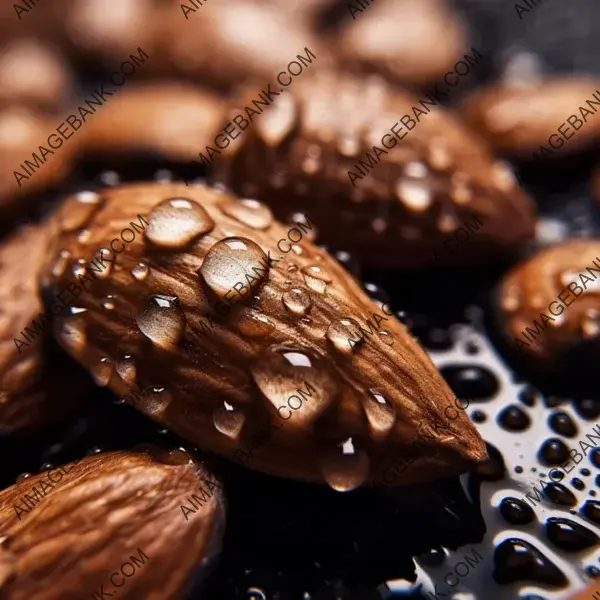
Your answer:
[72,263,87,278]
[62,191,102,232]
[0,534,10,548]
[116,356,137,386]
[200,237,268,300]
[132,263,149,281]
[396,178,433,212]
[103,298,115,311]
[301,265,332,294]
[213,401,246,439]
[220,198,273,230]
[91,357,113,387]
[92,249,114,280]
[146,197,214,248]
[160,448,195,465]
[282,287,312,316]
[320,437,370,492]
[378,330,395,347]
[362,390,396,437]
[51,250,70,278]
[16,473,31,484]
[136,294,185,348]
[326,318,363,354]
[581,309,600,338]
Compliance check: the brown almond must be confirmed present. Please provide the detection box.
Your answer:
[462,77,600,158]
[495,240,600,366]
[80,82,223,163]
[566,581,600,600]
[0,223,85,435]
[44,181,486,489]
[213,71,536,268]
[334,0,468,85]
[0,449,225,599]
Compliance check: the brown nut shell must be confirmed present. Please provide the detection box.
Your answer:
[0,108,76,218]
[44,182,486,489]
[334,0,468,86]
[495,240,600,365]
[214,72,536,269]
[0,450,225,599]
[462,78,600,158]
[80,82,223,162]
[0,223,85,435]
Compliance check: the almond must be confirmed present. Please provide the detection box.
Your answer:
[44,181,486,489]
[213,71,536,268]
[0,222,86,434]
[462,77,600,158]
[80,82,223,163]
[0,449,225,599]
[495,240,600,366]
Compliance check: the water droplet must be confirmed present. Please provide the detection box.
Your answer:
[499,497,535,525]
[548,411,578,437]
[72,262,87,278]
[497,405,531,431]
[158,448,195,465]
[545,517,599,551]
[200,237,268,300]
[581,309,600,338]
[16,473,31,484]
[115,356,137,386]
[301,265,331,294]
[62,191,102,232]
[362,390,396,438]
[282,287,312,316]
[220,197,273,230]
[102,298,115,311]
[428,141,452,171]
[319,438,370,492]
[146,197,214,248]
[234,308,275,337]
[132,263,149,281]
[326,318,364,354]
[136,294,185,349]
[91,357,113,387]
[538,438,570,465]
[0,534,10,548]
[51,250,71,278]
[91,248,114,280]
[396,178,433,212]
[213,401,246,439]
[440,364,499,401]
[58,318,87,354]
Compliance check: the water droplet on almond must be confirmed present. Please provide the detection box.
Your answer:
[213,401,246,439]
[200,237,268,300]
[320,438,370,492]
[146,197,214,248]
[115,356,137,386]
[362,390,396,438]
[136,294,185,349]
[282,287,312,316]
[91,357,113,387]
[219,197,273,230]
[234,308,275,337]
[92,249,114,280]
[326,318,364,354]
[62,191,102,232]
[301,265,331,294]
[131,263,149,281]
[58,317,87,354]
[51,250,71,278]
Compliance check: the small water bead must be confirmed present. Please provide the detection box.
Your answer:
[475,442,506,481]
[544,482,577,506]
[538,438,570,465]
[16,473,31,483]
[326,318,364,354]
[132,263,149,281]
[146,197,215,248]
[102,298,115,311]
[548,411,578,437]
[582,500,600,524]
[363,282,390,306]
[115,356,137,386]
[200,237,268,300]
[72,262,87,279]
[319,437,370,492]
[545,517,599,551]
[497,405,531,431]
[212,401,246,439]
[361,390,396,438]
[377,330,394,347]
[0,534,10,548]
[91,357,113,387]
[550,469,564,481]
[219,198,273,230]
[499,497,535,525]
[471,410,487,423]
[575,399,600,420]
[51,250,71,278]
[301,265,332,294]
[136,294,185,349]
[418,547,446,566]
[234,308,275,337]
[282,287,312,316]
[395,177,433,212]
[440,364,499,401]
[62,191,103,232]
[518,386,538,407]
[572,478,585,491]
[58,317,87,354]
[585,565,600,578]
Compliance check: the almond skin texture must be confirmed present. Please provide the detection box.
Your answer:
[80,82,223,162]
[0,450,225,600]
[0,223,84,434]
[44,182,486,489]
[213,72,537,269]
[334,0,468,86]
[462,78,600,158]
[495,240,600,366]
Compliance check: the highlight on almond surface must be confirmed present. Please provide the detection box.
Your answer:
[42,182,487,490]
[212,71,537,269]
[0,449,225,599]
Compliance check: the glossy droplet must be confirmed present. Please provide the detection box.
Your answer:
[499,497,535,525]
[301,265,332,294]
[15,473,31,484]
[220,198,273,230]
[58,318,87,354]
[538,438,570,466]
[474,442,506,481]
[440,365,499,402]
[493,538,567,587]
[200,237,268,300]
[136,294,185,348]
[497,405,531,431]
[590,447,600,468]
[320,438,370,492]
[91,357,113,387]
[418,548,446,566]
[362,390,396,438]
[158,448,195,465]
[62,191,102,232]
[0,534,10,548]
[132,263,149,281]
[581,309,600,338]
[326,318,364,354]
[146,197,214,248]
[51,250,71,278]
[548,411,577,437]
[115,356,137,386]
[582,500,600,525]
[545,517,599,551]
[143,387,173,418]
[102,298,115,311]
[234,308,274,337]
[282,287,312,316]
[544,482,577,506]
[72,262,87,279]
[213,401,246,439]
[395,178,433,212]
[92,248,114,280]
[251,348,338,427]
